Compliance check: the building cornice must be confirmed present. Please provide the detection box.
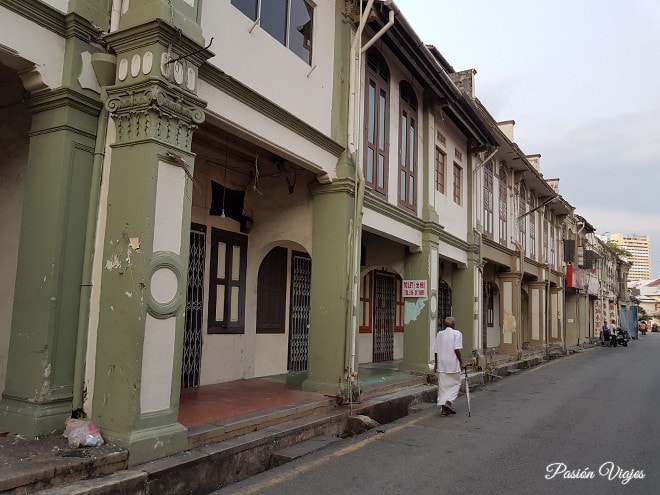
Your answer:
[0,0,65,36]
[0,0,101,43]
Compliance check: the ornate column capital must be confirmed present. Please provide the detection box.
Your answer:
[105,82,205,150]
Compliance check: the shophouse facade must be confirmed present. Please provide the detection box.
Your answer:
[0,0,632,466]
[450,77,574,359]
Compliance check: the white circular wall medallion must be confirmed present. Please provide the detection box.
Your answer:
[151,267,178,304]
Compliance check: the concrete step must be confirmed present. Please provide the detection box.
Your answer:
[270,434,342,467]
[187,396,337,449]
[33,470,146,495]
[0,437,128,495]
[40,384,438,494]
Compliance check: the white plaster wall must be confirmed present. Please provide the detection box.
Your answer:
[0,8,65,90]
[358,334,373,365]
[531,288,540,341]
[40,0,67,12]
[200,1,335,136]
[362,209,422,249]
[432,114,469,241]
[199,80,338,178]
[191,155,314,384]
[0,76,30,394]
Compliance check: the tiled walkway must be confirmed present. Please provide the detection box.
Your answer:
[178,362,425,428]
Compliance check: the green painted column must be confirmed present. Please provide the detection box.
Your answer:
[68,0,113,29]
[0,88,102,436]
[452,258,478,360]
[303,178,356,395]
[402,232,440,373]
[119,0,203,44]
[92,16,209,465]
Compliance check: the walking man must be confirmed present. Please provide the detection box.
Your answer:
[433,316,466,416]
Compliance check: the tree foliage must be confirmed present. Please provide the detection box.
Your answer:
[602,240,631,260]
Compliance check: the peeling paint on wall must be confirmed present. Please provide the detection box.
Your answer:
[503,310,516,344]
[129,237,141,251]
[105,254,121,271]
[404,298,427,324]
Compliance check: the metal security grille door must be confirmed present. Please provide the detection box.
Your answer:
[182,225,206,388]
[288,252,311,372]
[438,280,452,325]
[373,271,395,362]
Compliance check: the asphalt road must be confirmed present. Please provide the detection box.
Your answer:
[217,334,660,495]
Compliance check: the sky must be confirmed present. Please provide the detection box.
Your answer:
[393,0,660,278]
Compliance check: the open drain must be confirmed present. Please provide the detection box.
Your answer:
[57,450,93,458]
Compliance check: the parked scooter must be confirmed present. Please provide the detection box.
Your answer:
[616,329,629,347]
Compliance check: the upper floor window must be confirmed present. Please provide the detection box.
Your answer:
[363,49,389,196]
[498,165,507,245]
[483,161,494,239]
[453,163,462,205]
[550,220,556,267]
[543,211,549,262]
[564,238,575,264]
[435,147,446,194]
[529,192,536,257]
[518,183,527,254]
[231,0,314,64]
[398,82,417,211]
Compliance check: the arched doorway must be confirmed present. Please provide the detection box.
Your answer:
[360,269,403,362]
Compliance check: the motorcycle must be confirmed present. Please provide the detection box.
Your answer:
[616,330,629,347]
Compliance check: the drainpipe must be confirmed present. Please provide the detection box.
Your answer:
[72,107,110,413]
[345,0,394,405]
[71,9,120,414]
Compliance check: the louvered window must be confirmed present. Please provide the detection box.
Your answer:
[398,82,417,211]
[364,49,390,196]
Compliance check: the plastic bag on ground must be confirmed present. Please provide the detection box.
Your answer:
[63,418,104,448]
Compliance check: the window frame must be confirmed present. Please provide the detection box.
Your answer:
[452,162,462,205]
[208,228,248,334]
[518,183,527,254]
[529,193,536,258]
[363,50,390,196]
[230,0,314,64]
[435,146,446,194]
[483,161,494,239]
[498,165,508,245]
[398,82,417,212]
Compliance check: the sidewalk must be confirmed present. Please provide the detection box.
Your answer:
[0,349,584,494]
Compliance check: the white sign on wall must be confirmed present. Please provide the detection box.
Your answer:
[403,279,427,298]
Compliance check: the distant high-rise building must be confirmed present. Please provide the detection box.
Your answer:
[610,234,651,281]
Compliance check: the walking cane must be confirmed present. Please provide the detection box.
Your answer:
[464,366,471,418]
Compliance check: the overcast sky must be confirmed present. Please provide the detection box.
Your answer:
[393,0,660,278]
